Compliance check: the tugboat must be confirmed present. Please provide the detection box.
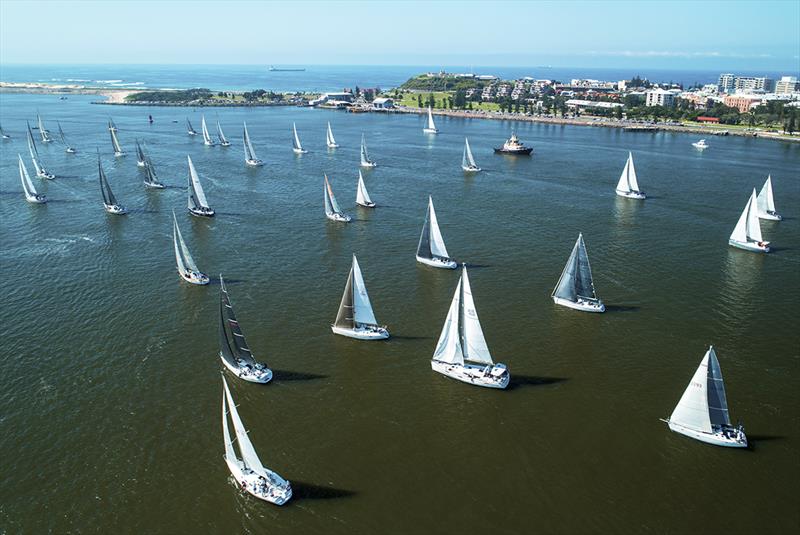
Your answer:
[494,132,533,155]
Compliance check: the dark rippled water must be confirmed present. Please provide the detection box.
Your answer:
[1,93,798,534]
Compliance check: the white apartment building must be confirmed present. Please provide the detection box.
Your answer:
[645,89,675,107]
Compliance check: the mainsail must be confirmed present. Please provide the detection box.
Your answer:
[98,155,118,206]
[462,138,477,169]
[37,114,52,142]
[144,157,161,186]
[172,210,199,274]
[187,155,210,210]
[292,122,303,151]
[417,196,450,260]
[425,107,437,131]
[219,276,259,368]
[324,174,343,215]
[217,121,229,145]
[356,171,373,205]
[135,140,147,165]
[243,122,259,162]
[326,122,337,147]
[334,255,379,329]
[18,155,39,198]
[202,115,214,145]
[57,121,73,151]
[360,134,371,165]
[552,234,598,302]
[222,376,265,473]
[756,175,777,215]
[187,118,196,134]
[109,120,124,155]
[730,189,762,243]
[670,347,731,433]
[26,122,47,176]
[616,152,640,193]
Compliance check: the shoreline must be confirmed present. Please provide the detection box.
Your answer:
[2,82,798,142]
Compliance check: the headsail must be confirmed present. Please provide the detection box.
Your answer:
[360,134,371,165]
[187,155,210,210]
[98,155,118,206]
[18,155,39,197]
[351,255,379,326]
[144,156,161,186]
[173,210,199,273]
[616,152,639,193]
[109,120,124,154]
[324,174,343,215]
[26,122,46,176]
[217,121,229,144]
[552,234,598,302]
[459,266,493,365]
[57,121,73,150]
[243,122,259,161]
[220,276,258,367]
[327,122,337,146]
[356,171,373,206]
[186,118,196,134]
[756,176,777,215]
[222,376,265,473]
[432,277,464,365]
[417,196,450,260]
[201,115,214,145]
[135,140,147,165]
[38,114,52,142]
[292,122,303,151]
[463,138,477,169]
[670,348,714,433]
[744,188,763,242]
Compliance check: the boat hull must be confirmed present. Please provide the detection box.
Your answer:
[494,148,532,155]
[104,204,128,215]
[144,182,166,189]
[114,152,125,157]
[616,189,646,200]
[204,141,215,146]
[692,144,708,150]
[137,161,147,167]
[431,360,509,389]
[327,143,339,149]
[331,325,390,340]
[220,354,273,384]
[416,255,457,269]
[220,141,231,147]
[728,239,769,253]
[179,270,210,285]
[189,207,215,218]
[552,296,605,313]
[360,162,377,169]
[245,159,264,167]
[758,211,782,221]
[423,128,439,134]
[292,148,307,154]
[326,212,351,222]
[25,194,47,204]
[65,148,76,154]
[462,166,481,173]
[667,421,747,448]
[356,201,376,208]
[225,459,292,506]
[37,171,55,180]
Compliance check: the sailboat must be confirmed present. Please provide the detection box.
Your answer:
[355,170,375,208]
[201,115,215,146]
[37,114,53,143]
[221,376,291,504]
[187,155,215,217]
[756,175,781,221]
[243,122,263,166]
[461,137,480,172]
[98,153,127,214]
[729,189,769,253]
[109,119,125,156]
[27,122,55,179]
[135,139,147,167]
[217,121,230,146]
[324,174,351,222]
[431,265,509,389]
[0,125,10,139]
[423,106,438,134]
[331,254,389,340]
[172,210,208,285]
[57,122,76,153]
[416,196,456,269]
[662,346,747,448]
[292,122,307,154]
[143,156,166,189]
[219,276,273,383]
[186,118,198,136]
[326,121,339,148]
[18,155,47,204]
[692,139,709,150]
[360,134,376,168]
[551,233,605,313]
[615,152,645,199]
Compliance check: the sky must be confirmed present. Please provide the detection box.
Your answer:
[1,0,798,72]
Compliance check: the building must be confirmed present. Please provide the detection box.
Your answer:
[696,116,720,123]
[372,97,394,109]
[564,99,623,112]
[734,77,774,93]
[723,95,761,113]
[718,73,736,93]
[645,89,675,107]
[775,76,800,94]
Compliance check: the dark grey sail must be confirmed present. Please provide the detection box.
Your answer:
[707,348,731,427]
[98,156,118,206]
[144,157,162,187]
[186,118,196,134]
[135,140,146,164]
[574,237,597,300]
[219,278,258,367]
[552,234,597,301]
[334,267,355,329]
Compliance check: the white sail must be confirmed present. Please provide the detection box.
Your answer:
[744,188,763,242]
[463,138,477,169]
[460,266,493,365]
[222,377,265,473]
[243,122,259,161]
[427,197,450,259]
[360,134,371,165]
[173,211,199,273]
[187,155,210,209]
[201,115,214,145]
[222,381,237,463]
[324,175,342,214]
[351,255,379,326]
[38,114,52,142]
[18,155,39,197]
[27,125,45,176]
[616,152,640,193]
[217,121,228,144]
[292,122,303,151]
[110,122,124,155]
[356,171,372,205]
[670,348,714,433]
[425,107,437,131]
[756,175,777,214]
[326,122,337,147]
[432,278,464,365]
[729,195,750,243]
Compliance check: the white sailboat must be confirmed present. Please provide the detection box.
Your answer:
[292,122,307,154]
[331,254,389,340]
[173,210,208,285]
[423,106,439,134]
[243,122,263,166]
[551,233,605,313]
[756,175,782,221]
[355,170,375,208]
[186,118,197,136]
[729,189,769,253]
[98,153,127,214]
[135,139,147,167]
[18,155,47,204]
[360,134,376,168]
[221,376,291,505]
[431,265,510,389]
[143,156,166,189]
[109,119,125,157]
[416,196,456,269]
[217,121,230,146]
[201,115,215,146]
[27,122,55,179]
[57,122,76,153]
[692,139,709,150]
[663,346,747,448]
[326,121,339,148]
[615,152,646,199]
[219,276,273,383]
[187,155,215,217]
[37,114,53,143]
[324,174,351,222]
[461,137,480,172]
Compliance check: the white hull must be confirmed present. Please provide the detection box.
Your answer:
[204,141,215,146]
[326,212,351,222]
[188,132,197,136]
[360,161,377,169]
[758,211,782,221]
[293,148,307,154]
[189,207,215,218]
[25,194,47,204]
[65,148,76,154]
[416,255,457,269]
[331,325,390,340]
[179,269,209,285]
[220,354,273,384]
[327,142,339,149]
[220,141,231,147]
[137,161,147,168]
[667,421,747,448]
[104,203,127,215]
[692,143,708,150]
[225,459,292,506]
[552,296,605,313]
[37,171,55,180]
[462,165,481,173]
[728,239,769,253]
[114,151,125,157]
[616,189,646,200]
[245,159,264,167]
[356,200,376,208]
[145,182,166,189]
[423,128,439,134]
[431,360,509,389]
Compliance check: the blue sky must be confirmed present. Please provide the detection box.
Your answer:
[1,0,798,71]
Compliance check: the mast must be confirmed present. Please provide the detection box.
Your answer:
[98,154,117,206]
[187,155,210,210]
[109,121,124,155]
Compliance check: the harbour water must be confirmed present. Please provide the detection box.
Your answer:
[0,90,798,533]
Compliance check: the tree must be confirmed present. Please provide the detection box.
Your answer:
[453,88,467,108]
[614,106,623,120]
[427,93,436,109]
[786,110,796,134]
[417,94,423,108]
[514,100,520,113]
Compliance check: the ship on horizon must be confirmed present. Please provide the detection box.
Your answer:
[268,65,306,72]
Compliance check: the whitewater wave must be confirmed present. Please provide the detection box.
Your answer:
[95,79,123,84]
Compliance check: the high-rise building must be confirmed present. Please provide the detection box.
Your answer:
[645,89,675,107]
[775,76,800,94]
[734,77,774,93]
[718,73,736,93]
